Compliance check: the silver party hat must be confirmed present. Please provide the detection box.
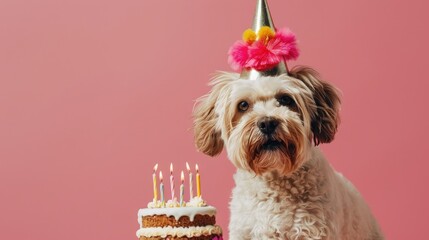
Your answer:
[240,0,289,80]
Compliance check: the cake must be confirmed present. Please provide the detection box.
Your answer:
[136,197,223,240]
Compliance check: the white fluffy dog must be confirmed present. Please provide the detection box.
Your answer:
[193,67,383,240]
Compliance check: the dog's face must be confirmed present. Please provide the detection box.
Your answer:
[194,67,341,175]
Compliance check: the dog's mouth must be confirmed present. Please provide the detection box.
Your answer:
[257,138,296,156]
[249,137,298,175]
[261,139,283,151]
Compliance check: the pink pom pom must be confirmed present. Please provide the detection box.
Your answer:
[246,41,281,71]
[227,28,299,72]
[274,28,299,60]
[228,41,250,71]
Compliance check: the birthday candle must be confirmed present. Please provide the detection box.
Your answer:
[159,171,164,207]
[153,164,158,202]
[186,162,193,200]
[170,163,175,201]
[196,164,201,197]
[180,171,184,206]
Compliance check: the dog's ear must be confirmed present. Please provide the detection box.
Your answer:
[193,73,234,156]
[290,67,341,145]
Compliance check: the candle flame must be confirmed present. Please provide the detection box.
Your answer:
[153,163,158,172]
[196,164,199,172]
[170,163,173,174]
[159,171,163,181]
[181,171,184,182]
[186,162,190,171]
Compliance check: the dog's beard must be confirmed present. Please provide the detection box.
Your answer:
[228,118,307,175]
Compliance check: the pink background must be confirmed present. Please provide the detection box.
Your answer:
[1,0,428,239]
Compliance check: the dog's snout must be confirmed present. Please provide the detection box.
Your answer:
[257,117,279,135]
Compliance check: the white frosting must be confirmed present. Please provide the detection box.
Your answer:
[147,197,204,209]
[166,199,180,208]
[147,200,162,208]
[138,206,217,222]
[186,196,207,207]
[136,225,222,238]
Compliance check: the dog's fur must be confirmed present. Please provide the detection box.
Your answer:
[193,66,383,240]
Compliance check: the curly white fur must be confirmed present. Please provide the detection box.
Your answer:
[193,67,383,240]
[229,147,383,240]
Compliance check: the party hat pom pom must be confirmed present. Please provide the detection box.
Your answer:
[274,28,299,60]
[242,29,257,44]
[257,26,275,41]
[247,41,280,71]
[228,41,250,71]
[228,28,299,72]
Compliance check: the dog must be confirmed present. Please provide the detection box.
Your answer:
[193,66,383,239]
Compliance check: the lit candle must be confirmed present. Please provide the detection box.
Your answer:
[153,164,158,202]
[170,163,175,201]
[159,171,164,207]
[186,162,193,200]
[196,164,201,197]
[180,171,185,206]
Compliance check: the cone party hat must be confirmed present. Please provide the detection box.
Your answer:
[228,0,299,80]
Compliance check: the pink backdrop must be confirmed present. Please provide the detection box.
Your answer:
[1,0,428,239]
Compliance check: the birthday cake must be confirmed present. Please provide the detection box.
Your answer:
[136,197,222,240]
[136,164,223,240]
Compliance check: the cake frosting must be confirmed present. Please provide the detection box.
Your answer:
[186,196,206,207]
[138,206,217,223]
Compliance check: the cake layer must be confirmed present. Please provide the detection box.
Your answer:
[136,225,222,239]
[143,214,215,228]
[138,206,217,222]
[139,234,221,240]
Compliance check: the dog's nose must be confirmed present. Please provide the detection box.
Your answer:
[257,117,279,135]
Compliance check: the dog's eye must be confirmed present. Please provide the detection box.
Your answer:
[277,95,295,107]
[238,101,249,112]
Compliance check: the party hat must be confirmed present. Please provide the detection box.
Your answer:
[228,0,299,80]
